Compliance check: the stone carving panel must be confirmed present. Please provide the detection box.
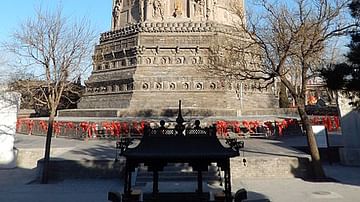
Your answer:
[154,82,163,90]
[120,11,129,26]
[173,0,184,17]
[193,0,205,17]
[152,0,165,20]
[160,57,171,64]
[195,82,203,90]
[176,57,185,64]
[113,0,123,29]
[142,82,150,90]
[169,82,176,90]
[182,82,190,90]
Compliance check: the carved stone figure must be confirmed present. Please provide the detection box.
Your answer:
[194,0,205,16]
[173,0,183,17]
[113,0,122,29]
[153,0,164,20]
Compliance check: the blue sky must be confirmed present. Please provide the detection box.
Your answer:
[0,0,112,80]
[0,0,112,43]
[0,0,351,81]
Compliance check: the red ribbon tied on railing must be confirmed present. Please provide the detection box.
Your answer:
[112,121,121,137]
[334,116,340,130]
[26,120,34,135]
[102,122,113,136]
[216,120,228,137]
[39,120,48,132]
[53,122,62,136]
[312,116,320,125]
[63,122,75,134]
[132,121,140,135]
[16,119,23,132]
[264,121,274,134]
[233,121,241,133]
[242,120,254,133]
[139,121,147,135]
[122,122,129,135]
[79,122,92,139]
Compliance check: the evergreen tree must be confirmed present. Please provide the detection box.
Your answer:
[322,1,360,109]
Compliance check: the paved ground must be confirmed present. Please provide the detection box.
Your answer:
[1,134,360,202]
[1,164,360,202]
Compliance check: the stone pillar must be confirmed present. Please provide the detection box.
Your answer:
[145,0,153,21]
[139,0,145,21]
[338,93,360,165]
[0,92,21,169]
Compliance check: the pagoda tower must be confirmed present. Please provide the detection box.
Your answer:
[77,0,278,117]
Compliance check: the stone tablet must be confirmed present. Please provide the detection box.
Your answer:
[338,93,360,165]
[0,92,21,169]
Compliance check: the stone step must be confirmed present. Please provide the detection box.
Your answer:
[231,156,310,178]
[36,158,126,180]
[32,155,310,181]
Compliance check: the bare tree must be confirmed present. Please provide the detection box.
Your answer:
[205,0,355,178]
[4,8,96,183]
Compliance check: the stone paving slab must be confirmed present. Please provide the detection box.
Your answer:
[14,134,310,160]
[1,134,360,202]
[233,177,360,202]
[1,168,360,202]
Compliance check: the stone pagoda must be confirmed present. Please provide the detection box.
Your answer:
[75,0,278,117]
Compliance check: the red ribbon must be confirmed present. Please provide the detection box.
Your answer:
[16,119,23,132]
[79,122,93,139]
[132,121,139,135]
[326,116,333,131]
[139,121,147,135]
[233,121,241,133]
[122,122,129,135]
[63,122,75,134]
[102,122,114,136]
[312,116,320,125]
[264,121,274,133]
[216,121,228,137]
[39,120,48,132]
[26,120,34,135]
[242,120,254,133]
[112,122,121,137]
[275,121,284,136]
[334,116,340,130]
[53,122,62,136]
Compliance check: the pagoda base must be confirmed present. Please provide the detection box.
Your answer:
[58,107,240,118]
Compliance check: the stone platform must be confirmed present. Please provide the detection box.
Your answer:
[13,133,313,182]
[58,108,299,118]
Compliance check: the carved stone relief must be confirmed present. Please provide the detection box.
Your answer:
[127,83,134,90]
[160,57,171,64]
[113,0,122,29]
[142,82,149,90]
[176,57,185,64]
[195,82,203,90]
[194,0,205,17]
[152,0,165,20]
[169,82,176,90]
[183,82,190,90]
[173,0,184,17]
[155,82,162,90]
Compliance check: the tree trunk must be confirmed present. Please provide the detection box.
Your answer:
[41,109,56,184]
[279,82,290,108]
[297,100,325,179]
